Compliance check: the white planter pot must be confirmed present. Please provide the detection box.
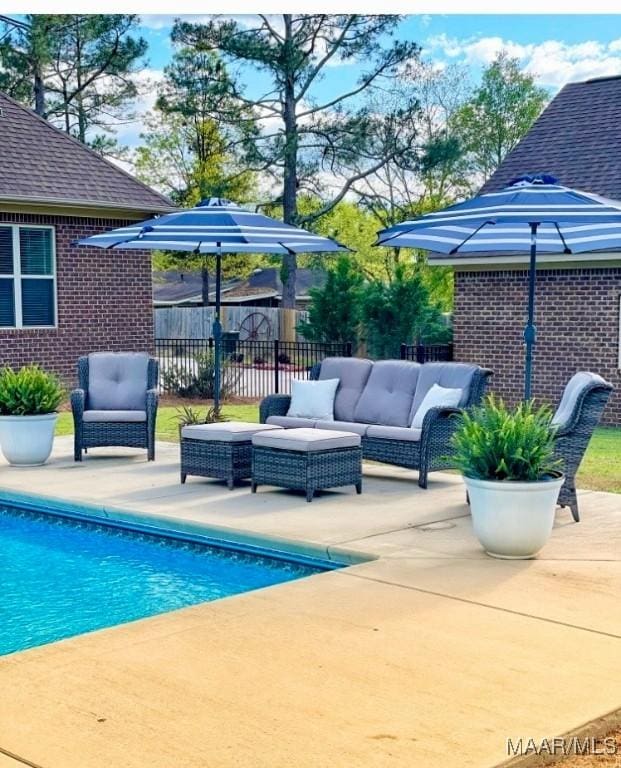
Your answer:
[0,413,58,466]
[465,474,564,559]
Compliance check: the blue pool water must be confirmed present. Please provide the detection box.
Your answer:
[0,503,331,655]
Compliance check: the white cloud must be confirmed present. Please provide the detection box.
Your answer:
[140,14,212,30]
[112,68,165,148]
[423,33,621,88]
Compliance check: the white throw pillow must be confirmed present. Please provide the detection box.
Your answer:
[411,384,463,430]
[287,379,339,421]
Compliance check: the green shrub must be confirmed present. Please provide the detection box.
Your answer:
[450,395,562,482]
[0,365,65,416]
[173,405,225,437]
[161,352,241,400]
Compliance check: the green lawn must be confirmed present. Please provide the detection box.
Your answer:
[56,403,260,442]
[55,410,621,494]
[575,426,621,493]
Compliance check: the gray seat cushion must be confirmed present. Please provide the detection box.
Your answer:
[366,425,421,442]
[552,372,608,428]
[88,352,149,411]
[319,357,373,422]
[83,410,146,423]
[266,415,318,429]
[409,363,478,425]
[181,422,282,442]
[353,360,421,427]
[252,427,361,452]
[315,420,369,436]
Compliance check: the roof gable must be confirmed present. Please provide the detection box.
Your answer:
[481,76,621,199]
[0,90,173,213]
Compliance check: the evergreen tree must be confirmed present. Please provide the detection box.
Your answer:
[361,264,447,359]
[171,15,422,308]
[0,14,147,152]
[136,44,260,305]
[297,257,364,347]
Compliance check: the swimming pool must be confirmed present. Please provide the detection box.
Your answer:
[0,501,337,656]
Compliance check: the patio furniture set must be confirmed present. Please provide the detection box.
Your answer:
[71,353,612,516]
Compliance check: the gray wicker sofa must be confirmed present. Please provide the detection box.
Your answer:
[260,357,492,488]
[71,352,159,462]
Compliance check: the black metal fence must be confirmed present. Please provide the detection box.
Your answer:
[156,338,352,399]
[400,343,454,363]
[156,338,454,400]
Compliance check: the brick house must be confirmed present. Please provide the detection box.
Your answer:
[0,91,173,383]
[430,75,621,425]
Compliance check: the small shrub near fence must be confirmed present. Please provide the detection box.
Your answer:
[156,338,352,400]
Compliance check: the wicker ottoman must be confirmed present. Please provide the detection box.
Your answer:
[251,428,362,502]
[180,422,283,489]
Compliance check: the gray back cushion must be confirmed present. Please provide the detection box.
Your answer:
[353,360,421,427]
[409,363,478,424]
[319,357,373,422]
[88,352,149,411]
[552,372,607,428]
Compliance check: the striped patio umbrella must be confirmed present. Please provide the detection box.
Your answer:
[376,174,621,398]
[78,198,348,410]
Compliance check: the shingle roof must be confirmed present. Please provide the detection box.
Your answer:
[152,271,239,305]
[0,90,174,213]
[481,75,621,198]
[153,267,326,305]
[224,267,326,299]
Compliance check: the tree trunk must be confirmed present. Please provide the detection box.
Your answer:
[201,261,210,306]
[34,68,45,116]
[280,14,298,310]
[75,23,86,143]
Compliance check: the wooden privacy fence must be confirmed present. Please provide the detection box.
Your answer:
[155,306,306,342]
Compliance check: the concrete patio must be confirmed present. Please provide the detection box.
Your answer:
[0,436,620,768]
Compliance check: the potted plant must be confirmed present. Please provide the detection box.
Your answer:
[0,365,65,466]
[451,396,564,559]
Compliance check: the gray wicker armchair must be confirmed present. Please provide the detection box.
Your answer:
[260,358,492,488]
[552,372,613,522]
[71,353,159,462]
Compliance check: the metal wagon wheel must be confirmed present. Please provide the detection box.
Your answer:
[239,311,272,341]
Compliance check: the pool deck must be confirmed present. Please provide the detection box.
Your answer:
[0,436,620,768]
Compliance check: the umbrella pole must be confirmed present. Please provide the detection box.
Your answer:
[523,223,538,400]
[213,247,222,415]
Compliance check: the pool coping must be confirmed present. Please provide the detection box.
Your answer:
[0,488,376,571]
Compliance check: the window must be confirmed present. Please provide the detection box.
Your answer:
[0,225,56,328]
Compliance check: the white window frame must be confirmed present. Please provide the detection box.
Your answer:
[0,223,57,329]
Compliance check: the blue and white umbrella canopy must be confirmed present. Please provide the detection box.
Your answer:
[78,197,349,255]
[78,198,348,410]
[376,176,621,255]
[375,174,621,398]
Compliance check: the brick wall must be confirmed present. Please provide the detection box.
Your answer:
[454,267,621,425]
[0,211,153,385]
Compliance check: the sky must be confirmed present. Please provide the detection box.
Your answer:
[118,14,621,150]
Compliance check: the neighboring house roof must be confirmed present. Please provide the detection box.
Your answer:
[430,75,621,267]
[153,267,326,306]
[152,271,239,306]
[0,90,174,214]
[223,267,326,303]
[481,75,621,198]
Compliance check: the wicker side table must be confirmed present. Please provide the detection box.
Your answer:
[180,422,282,489]
[251,428,362,502]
